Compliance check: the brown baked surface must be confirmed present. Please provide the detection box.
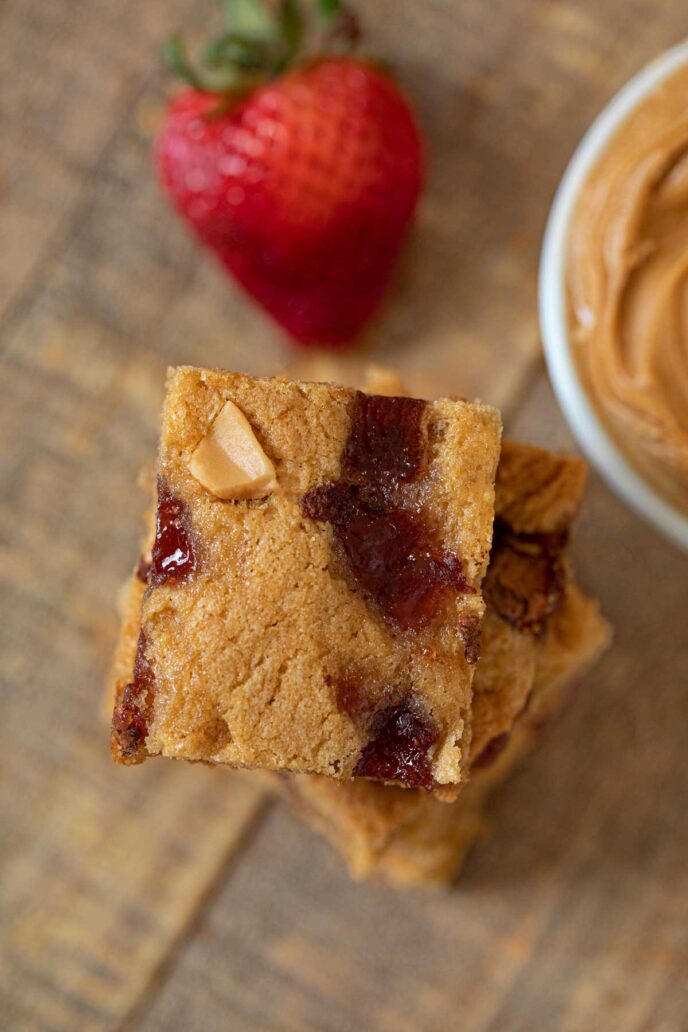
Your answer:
[495,438,587,534]
[111,367,502,786]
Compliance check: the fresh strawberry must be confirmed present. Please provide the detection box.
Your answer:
[155,0,423,347]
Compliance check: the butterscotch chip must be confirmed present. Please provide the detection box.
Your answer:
[188,399,277,500]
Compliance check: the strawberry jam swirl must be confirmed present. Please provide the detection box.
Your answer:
[302,392,473,788]
[113,481,197,762]
[111,631,156,763]
[483,521,566,636]
[353,702,438,788]
[150,478,197,585]
[331,675,438,788]
[472,521,569,770]
[301,393,473,631]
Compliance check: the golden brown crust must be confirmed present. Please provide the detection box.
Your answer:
[495,439,587,534]
[107,574,147,723]
[106,486,155,732]
[111,367,502,787]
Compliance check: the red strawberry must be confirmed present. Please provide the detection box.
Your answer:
[155,1,423,347]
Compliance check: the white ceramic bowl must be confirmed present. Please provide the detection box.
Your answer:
[539,41,688,552]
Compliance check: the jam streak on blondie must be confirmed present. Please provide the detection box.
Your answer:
[342,393,427,482]
[112,479,197,762]
[302,393,474,631]
[302,393,474,788]
[483,521,566,636]
[150,477,197,586]
[111,631,156,763]
[471,520,569,769]
[354,703,438,788]
[332,674,439,789]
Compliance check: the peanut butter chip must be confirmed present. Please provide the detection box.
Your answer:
[188,400,277,499]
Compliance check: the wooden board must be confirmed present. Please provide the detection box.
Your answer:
[1,0,687,1029]
[120,379,688,1032]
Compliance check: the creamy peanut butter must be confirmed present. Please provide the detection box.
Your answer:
[568,63,688,512]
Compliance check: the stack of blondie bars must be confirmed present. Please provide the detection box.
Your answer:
[109,366,609,886]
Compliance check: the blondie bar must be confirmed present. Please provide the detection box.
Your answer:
[111,368,501,787]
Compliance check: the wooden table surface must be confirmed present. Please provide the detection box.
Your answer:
[2,2,688,1029]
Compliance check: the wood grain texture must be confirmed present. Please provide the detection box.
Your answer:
[1,0,688,1029]
[0,0,192,323]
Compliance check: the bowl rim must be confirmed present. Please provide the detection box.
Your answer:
[539,39,688,552]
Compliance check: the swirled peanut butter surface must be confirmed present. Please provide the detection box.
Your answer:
[568,64,688,512]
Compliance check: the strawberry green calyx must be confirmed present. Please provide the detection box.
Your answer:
[164,0,361,95]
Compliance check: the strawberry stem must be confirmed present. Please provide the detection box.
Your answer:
[318,0,341,18]
[278,0,305,70]
[203,35,271,71]
[163,36,210,90]
[164,0,361,95]
[223,0,279,39]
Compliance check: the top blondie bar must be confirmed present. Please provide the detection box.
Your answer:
[112,367,501,787]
